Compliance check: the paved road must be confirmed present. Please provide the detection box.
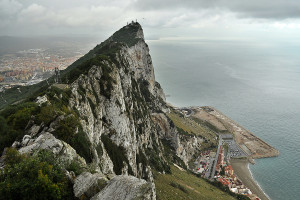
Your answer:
[209,139,222,180]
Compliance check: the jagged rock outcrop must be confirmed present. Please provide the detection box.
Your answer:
[73,172,108,199]
[18,132,87,167]
[90,175,154,200]
[151,113,203,166]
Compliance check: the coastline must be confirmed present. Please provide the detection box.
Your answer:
[206,106,280,159]
[178,106,278,199]
[230,158,270,200]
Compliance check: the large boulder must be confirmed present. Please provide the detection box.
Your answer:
[18,132,86,167]
[73,172,108,199]
[91,175,154,200]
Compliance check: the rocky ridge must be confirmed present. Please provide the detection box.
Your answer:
[0,22,205,200]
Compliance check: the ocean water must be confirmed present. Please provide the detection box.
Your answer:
[147,38,300,200]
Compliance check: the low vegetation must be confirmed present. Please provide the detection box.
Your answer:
[0,86,93,163]
[0,102,39,153]
[154,165,237,200]
[145,147,171,174]
[110,22,142,47]
[167,110,218,150]
[0,148,74,200]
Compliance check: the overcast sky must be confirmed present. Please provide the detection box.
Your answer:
[1,0,300,41]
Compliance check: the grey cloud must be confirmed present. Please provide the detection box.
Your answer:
[1,0,300,36]
[132,0,300,19]
[0,0,22,18]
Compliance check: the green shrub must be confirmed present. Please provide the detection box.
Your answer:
[66,160,84,176]
[0,102,39,153]
[36,104,57,125]
[70,128,92,163]
[53,115,78,143]
[145,147,171,174]
[0,148,74,200]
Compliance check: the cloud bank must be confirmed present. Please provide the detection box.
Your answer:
[0,0,300,37]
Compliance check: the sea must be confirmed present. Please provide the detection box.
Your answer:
[147,38,300,200]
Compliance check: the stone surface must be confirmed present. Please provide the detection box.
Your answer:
[18,132,86,167]
[21,135,31,146]
[73,172,108,199]
[91,175,154,200]
[35,95,48,106]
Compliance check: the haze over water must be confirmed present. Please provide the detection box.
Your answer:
[148,38,300,200]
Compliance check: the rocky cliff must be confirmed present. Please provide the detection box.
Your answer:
[0,22,205,200]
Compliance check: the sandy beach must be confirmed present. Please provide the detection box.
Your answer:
[230,158,269,200]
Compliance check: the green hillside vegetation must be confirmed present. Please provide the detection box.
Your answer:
[0,148,74,200]
[0,86,92,163]
[167,110,217,150]
[154,165,237,200]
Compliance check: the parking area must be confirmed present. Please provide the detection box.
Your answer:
[220,134,247,158]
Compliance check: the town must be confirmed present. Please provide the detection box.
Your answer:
[192,134,256,197]
[0,48,83,92]
[177,108,262,200]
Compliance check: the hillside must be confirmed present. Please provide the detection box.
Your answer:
[154,165,237,200]
[0,22,245,200]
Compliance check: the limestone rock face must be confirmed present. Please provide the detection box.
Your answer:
[66,23,168,189]
[91,175,154,200]
[175,134,203,165]
[73,172,108,199]
[18,132,86,167]
[35,95,48,106]
[151,113,203,166]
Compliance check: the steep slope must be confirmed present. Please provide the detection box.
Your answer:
[0,22,237,200]
[154,166,237,200]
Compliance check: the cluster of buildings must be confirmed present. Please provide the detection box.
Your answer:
[193,150,216,176]
[217,165,253,196]
[213,145,260,199]
[0,48,82,89]
[215,145,225,173]
[193,141,260,199]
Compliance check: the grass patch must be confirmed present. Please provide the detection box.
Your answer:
[154,166,237,200]
[170,182,189,194]
[167,110,217,147]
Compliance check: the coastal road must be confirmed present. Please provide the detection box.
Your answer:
[205,157,215,179]
[209,139,222,180]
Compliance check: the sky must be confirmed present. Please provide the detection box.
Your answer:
[1,0,300,41]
